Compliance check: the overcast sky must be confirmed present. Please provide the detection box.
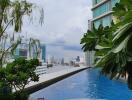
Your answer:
[22,0,92,60]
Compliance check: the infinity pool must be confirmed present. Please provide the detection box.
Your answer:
[29,69,132,100]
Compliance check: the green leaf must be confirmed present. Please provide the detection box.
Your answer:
[112,35,130,53]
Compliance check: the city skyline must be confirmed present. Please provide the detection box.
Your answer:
[18,0,92,59]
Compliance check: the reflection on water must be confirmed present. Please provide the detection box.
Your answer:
[29,69,132,100]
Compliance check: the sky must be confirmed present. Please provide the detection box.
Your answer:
[22,0,92,60]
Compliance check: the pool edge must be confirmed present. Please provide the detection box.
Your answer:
[25,67,89,94]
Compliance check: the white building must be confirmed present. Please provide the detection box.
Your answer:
[84,20,95,67]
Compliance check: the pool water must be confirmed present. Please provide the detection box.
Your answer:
[29,69,132,100]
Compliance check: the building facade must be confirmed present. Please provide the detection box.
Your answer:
[13,43,46,63]
[92,0,120,28]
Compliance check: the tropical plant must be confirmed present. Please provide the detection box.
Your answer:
[81,0,132,89]
[95,22,132,89]
[80,24,105,51]
[95,22,117,59]
[0,0,33,37]
[0,58,39,100]
[113,0,132,25]
[95,0,132,89]
[0,0,44,99]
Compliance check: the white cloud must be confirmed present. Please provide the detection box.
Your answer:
[21,0,92,59]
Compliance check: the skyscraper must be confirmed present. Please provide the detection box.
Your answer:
[14,43,28,59]
[92,0,120,28]
[41,44,46,62]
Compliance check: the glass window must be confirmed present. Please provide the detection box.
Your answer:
[94,19,101,29]
[94,15,112,29]
[93,1,111,18]
[102,15,112,27]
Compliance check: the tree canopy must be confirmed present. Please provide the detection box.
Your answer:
[0,58,40,100]
[0,0,44,99]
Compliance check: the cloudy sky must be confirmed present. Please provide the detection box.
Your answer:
[22,0,92,60]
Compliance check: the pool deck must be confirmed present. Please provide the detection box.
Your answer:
[25,65,88,93]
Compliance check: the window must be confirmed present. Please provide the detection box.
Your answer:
[94,15,112,29]
[102,15,112,27]
[94,19,102,29]
[93,1,111,18]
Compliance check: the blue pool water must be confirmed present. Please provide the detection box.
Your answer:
[29,69,132,100]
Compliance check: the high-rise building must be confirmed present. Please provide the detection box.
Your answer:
[41,44,46,62]
[14,43,28,59]
[92,0,120,28]
[85,20,95,67]
[76,56,80,62]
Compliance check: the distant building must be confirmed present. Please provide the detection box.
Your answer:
[84,20,95,67]
[13,43,46,63]
[76,56,80,62]
[70,61,74,66]
[47,56,54,64]
[14,43,28,59]
[41,44,46,62]
[61,58,64,65]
